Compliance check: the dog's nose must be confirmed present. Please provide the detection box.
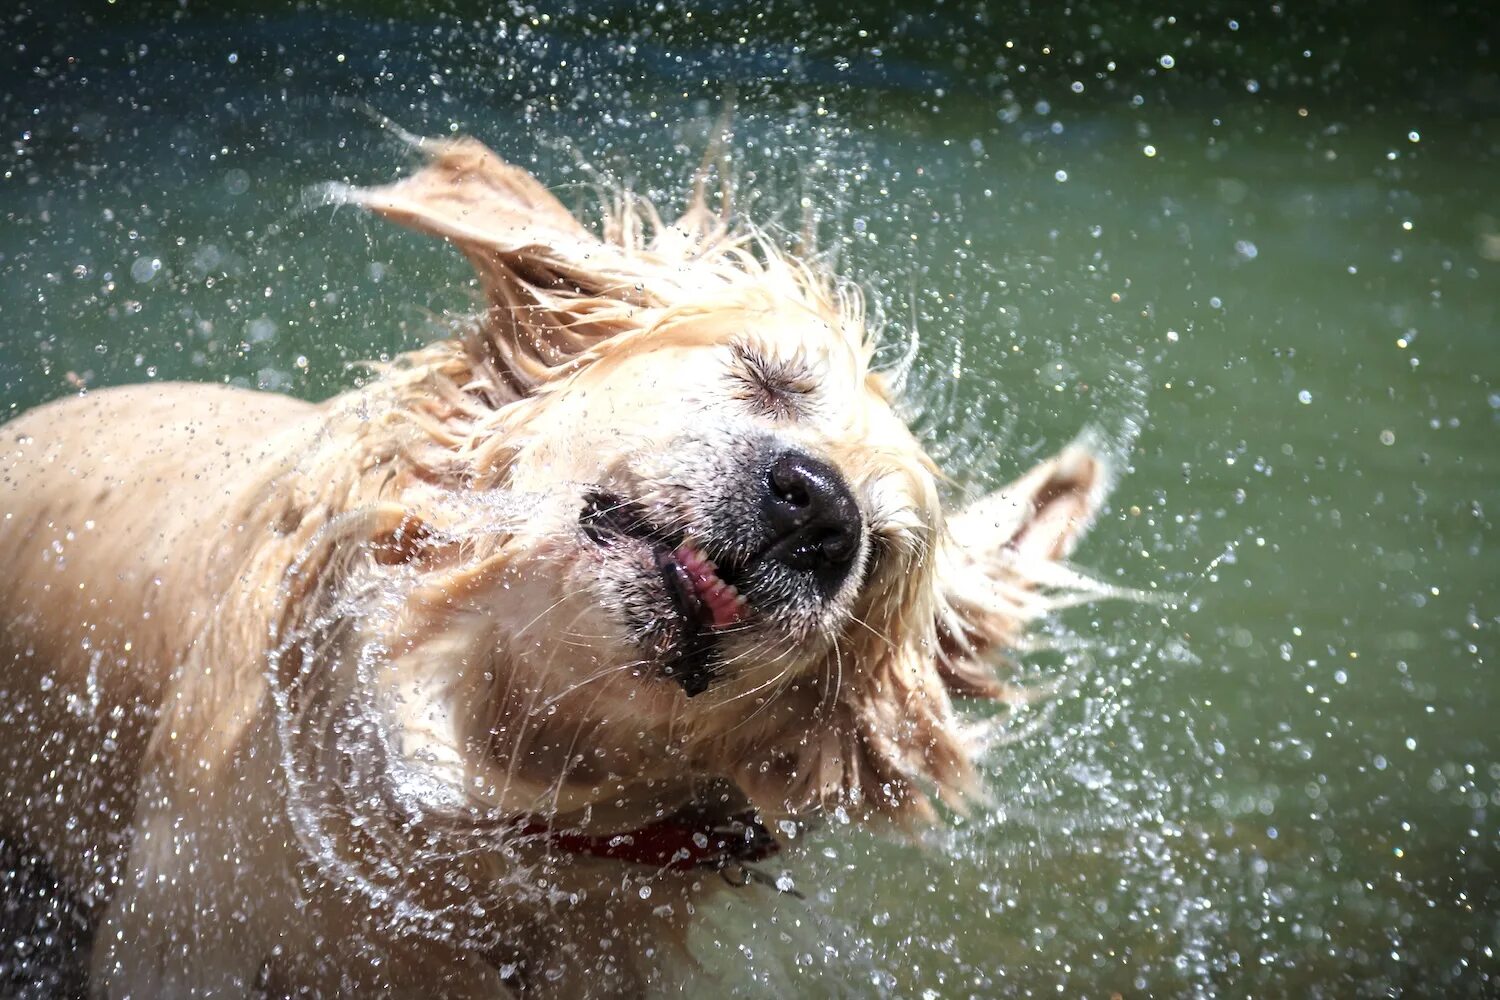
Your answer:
[762,452,862,587]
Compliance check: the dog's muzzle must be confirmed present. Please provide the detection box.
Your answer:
[580,447,865,696]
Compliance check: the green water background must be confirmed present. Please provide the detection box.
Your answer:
[2,2,1496,994]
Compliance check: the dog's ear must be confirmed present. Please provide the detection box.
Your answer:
[934,445,1111,699]
[346,138,651,400]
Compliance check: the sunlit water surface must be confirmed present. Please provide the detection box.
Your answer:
[2,7,1496,996]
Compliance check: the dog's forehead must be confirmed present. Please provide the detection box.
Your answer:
[744,302,854,351]
[603,302,867,397]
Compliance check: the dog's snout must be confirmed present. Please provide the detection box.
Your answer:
[762,452,862,586]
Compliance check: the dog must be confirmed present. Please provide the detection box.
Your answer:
[0,136,1113,996]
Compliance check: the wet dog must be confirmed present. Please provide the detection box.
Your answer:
[0,137,1112,996]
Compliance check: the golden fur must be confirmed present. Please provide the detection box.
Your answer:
[0,137,1114,996]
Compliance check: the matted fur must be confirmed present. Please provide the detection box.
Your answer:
[0,136,1118,996]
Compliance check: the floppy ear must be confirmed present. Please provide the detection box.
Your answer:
[342,138,652,400]
[935,444,1111,699]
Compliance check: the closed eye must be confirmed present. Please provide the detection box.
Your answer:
[727,341,817,420]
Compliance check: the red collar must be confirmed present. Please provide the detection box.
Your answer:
[513,809,780,872]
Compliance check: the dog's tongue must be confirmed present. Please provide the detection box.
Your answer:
[674,546,746,628]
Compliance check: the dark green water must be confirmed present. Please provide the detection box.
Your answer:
[3,4,1496,995]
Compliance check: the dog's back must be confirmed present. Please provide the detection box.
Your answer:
[0,383,315,896]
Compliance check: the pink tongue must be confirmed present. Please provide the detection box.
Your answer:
[674,546,745,628]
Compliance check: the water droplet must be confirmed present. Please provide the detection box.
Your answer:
[130,257,161,283]
[247,317,277,343]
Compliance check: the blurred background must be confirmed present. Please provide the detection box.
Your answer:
[2,1,1497,995]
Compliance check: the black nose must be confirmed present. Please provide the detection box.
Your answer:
[762,452,862,588]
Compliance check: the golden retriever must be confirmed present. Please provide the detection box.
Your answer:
[0,136,1113,997]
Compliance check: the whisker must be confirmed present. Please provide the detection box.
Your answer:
[710,638,805,731]
[537,659,645,711]
[846,612,896,651]
[542,663,639,822]
[515,591,582,638]
[818,641,846,719]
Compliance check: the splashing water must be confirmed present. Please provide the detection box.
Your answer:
[2,4,1496,996]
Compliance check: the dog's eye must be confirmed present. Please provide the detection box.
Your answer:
[727,343,816,420]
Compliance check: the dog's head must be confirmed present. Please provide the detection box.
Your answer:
[330,139,1113,829]
[515,281,935,702]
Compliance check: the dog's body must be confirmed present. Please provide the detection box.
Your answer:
[0,138,1113,996]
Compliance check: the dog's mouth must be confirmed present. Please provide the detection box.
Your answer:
[581,491,750,696]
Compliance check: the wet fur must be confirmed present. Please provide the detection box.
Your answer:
[0,137,1114,996]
